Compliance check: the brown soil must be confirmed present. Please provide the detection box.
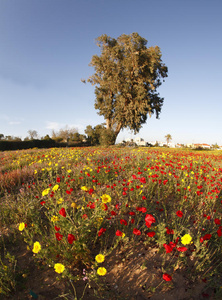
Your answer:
[1,231,221,300]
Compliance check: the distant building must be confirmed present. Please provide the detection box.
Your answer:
[167,142,176,148]
[175,143,183,148]
[186,143,193,148]
[192,143,211,149]
[134,137,146,146]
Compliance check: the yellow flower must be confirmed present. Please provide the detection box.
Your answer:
[54,263,65,273]
[81,186,88,191]
[67,169,72,173]
[52,184,59,191]
[95,254,105,263]
[101,194,111,203]
[19,222,26,231]
[71,202,77,208]
[181,234,192,245]
[42,188,50,196]
[97,267,107,276]
[57,198,64,204]
[32,241,41,253]
[51,215,59,222]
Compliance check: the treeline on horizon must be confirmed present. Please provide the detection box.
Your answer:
[0,124,120,151]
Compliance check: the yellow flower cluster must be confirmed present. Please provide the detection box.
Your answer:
[95,254,107,276]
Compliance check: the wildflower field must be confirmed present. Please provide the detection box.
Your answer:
[0,146,222,299]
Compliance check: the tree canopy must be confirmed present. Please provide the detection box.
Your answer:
[87,32,168,144]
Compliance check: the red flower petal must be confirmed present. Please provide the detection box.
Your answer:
[68,234,76,244]
[133,228,141,235]
[55,232,63,241]
[59,207,66,217]
[163,273,172,281]
[176,210,183,217]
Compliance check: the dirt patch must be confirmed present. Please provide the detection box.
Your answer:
[1,231,221,300]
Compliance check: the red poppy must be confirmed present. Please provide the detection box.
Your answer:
[214,218,221,225]
[88,188,94,195]
[40,201,45,205]
[54,226,60,231]
[68,234,76,244]
[140,177,146,184]
[145,214,156,227]
[166,228,174,234]
[90,203,96,209]
[136,207,147,213]
[177,246,187,252]
[116,230,124,237]
[120,219,128,226]
[163,273,172,281]
[217,228,222,237]
[203,233,212,240]
[133,228,141,235]
[147,231,155,237]
[115,204,120,209]
[110,211,117,216]
[55,232,63,241]
[59,208,66,217]
[163,243,173,253]
[129,211,135,216]
[176,211,183,218]
[56,177,61,183]
[98,228,106,237]
[82,214,88,219]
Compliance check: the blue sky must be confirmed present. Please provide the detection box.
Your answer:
[0,0,222,145]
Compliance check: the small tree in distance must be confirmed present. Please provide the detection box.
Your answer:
[87,32,168,145]
[27,130,38,140]
[165,134,172,146]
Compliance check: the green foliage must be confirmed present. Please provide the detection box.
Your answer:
[0,247,17,296]
[85,124,115,146]
[87,32,168,144]
[0,139,56,151]
[99,128,116,146]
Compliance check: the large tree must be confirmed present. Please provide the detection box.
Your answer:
[87,33,168,144]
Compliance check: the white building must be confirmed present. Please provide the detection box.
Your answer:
[134,137,146,146]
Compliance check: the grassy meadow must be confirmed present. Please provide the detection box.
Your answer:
[0,146,222,299]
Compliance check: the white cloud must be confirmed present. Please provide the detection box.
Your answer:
[8,121,21,125]
[45,121,86,133]
[45,121,64,130]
